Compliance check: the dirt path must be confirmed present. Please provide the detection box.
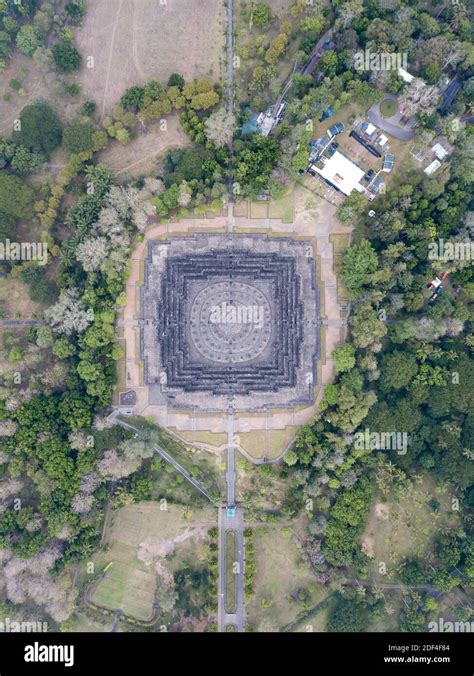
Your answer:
[97,116,190,180]
[100,0,124,120]
[76,0,224,117]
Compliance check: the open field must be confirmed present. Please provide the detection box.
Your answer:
[0,51,85,135]
[291,603,330,632]
[70,612,112,633]
[168,428,227,450]
[0,53,43,135]
[0,278,44,320]
[362,477,461,583]
[234,192,296,224]
[91,502,216,621]
[246,523,326,631]
[97,116,190,180]
[329,232,351,254]
[76,0,225,118]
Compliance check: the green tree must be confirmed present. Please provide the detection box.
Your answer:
[12,103,62,155]
[15,24,42,55]
[8,346,25,362]
[62,120,95,153]
[120,86,145,111]
[35,325,54,348]
[0,172,34,224]
[83,100,96,116]
[333,343,356,373]
[252,3,272,26]
[337,191,368,226]
[327,595,369,632]
[342,240,378,294]
[52,41,82,72]
[167,73,185,89]
[234,135,280,196]
[300,16,325,33]
[65,1,86,25]
[11,145,44,175]
[379,351,419,391]
[398,558,430,585]
[350,304,387,348]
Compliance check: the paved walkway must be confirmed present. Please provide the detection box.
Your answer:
[218,506,245,632]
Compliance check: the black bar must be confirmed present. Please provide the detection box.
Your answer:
[0,632,470,675]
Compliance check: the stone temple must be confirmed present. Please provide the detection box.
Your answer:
[141,234,320,413]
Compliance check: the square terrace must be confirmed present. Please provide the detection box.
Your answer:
[141,234,320,413]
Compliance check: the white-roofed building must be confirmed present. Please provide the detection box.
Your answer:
[360,121,376,137]
[398,67,414,83]
[424,159,441,176]
[432,143,448,161]
[313,151,365,196]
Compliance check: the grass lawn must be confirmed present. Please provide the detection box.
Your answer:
[0,278,44,319]
[168,428,227,449]
[249,202,269,219]
[246,523,326,631]
[233,200,249,218]
[363,476,461,583]
[238,426,298,461]
[329,233,351,254]
[380,99,398,118]
[91,502,215,621]
[97,116,190,180]
[268,191,295,223]
[69,612,111,633]
[291,604,330,632]
[224,530,237,614]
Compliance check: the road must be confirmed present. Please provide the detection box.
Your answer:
[217,411,246,631]
[218,505,245,632]
[225,0,235,221]
[111,609,123,632]
[367,97,415,141]
[300,28,334,76]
